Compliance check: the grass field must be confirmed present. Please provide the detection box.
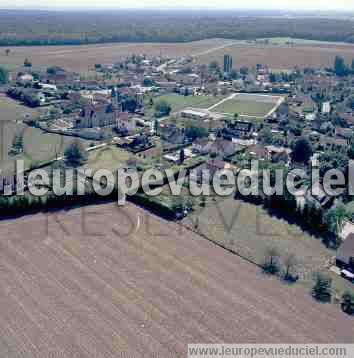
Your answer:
[183,197,354,297]
[0,95,39,122]
[87,146,131,172]
[0,202,352,357]
[211,99,275,117]
[153,94,226,113]
[0,122,93,175]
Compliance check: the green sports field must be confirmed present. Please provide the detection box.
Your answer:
[211,99,275,117]
[153,94,225,112]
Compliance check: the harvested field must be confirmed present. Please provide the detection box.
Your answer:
[195,42,354,70]
[2,39,354,72]
[0,202,352,357]
[0,39,234,73]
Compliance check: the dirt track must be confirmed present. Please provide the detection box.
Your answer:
[0,202,352,357]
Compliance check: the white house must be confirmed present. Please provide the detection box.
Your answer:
[18,73,34,84]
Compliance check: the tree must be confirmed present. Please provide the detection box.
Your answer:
[179,149,185,164]
[208,61,220,73]
[323,202,348,245]
[11,133,24,154]
[262,246,280,275]
[291,137,313,164]
[143,78,154,86]
[269,73,277,83]
[47,66,64,75]
[334,56,348,77]
[283,253,298,282]
[154,119,160,135]
[230,69,238,80]
[341,292,354,315]
[185,126,208,141]
[259,126,273,145]
[351,59,354,73]
[348,142,354,159]
[0,66,9,85]
[312,272,332,302]
[240,66,249,76]
[154,100,171,118]
[24,58,32,68]
[347,96,354,111]
[64,141,87,167]
[122,97,138,113]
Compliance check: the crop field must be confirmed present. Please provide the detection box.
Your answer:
[0,202,352,357]
[2,38,354,72]
[0,39,233,73]
[183,197,354,296]
[211,93,281,118]
[195,41,354,70]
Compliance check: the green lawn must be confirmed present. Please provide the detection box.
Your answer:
[1,121,93,175]
[211,99,275,117]
[183,197,354,297]
[0,95,39,122]
[149,94,226,113]
[0,63,20,72]
[87,146,131,172]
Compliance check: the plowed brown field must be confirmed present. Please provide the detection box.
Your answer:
[0,202,352,357]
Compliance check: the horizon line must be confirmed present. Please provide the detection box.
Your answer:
[0,7,354,14]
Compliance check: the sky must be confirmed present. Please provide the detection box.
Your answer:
[1,0,354,11]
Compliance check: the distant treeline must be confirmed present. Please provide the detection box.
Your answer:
[0,10,354,46]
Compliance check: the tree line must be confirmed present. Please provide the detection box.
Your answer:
[1,10,354,46]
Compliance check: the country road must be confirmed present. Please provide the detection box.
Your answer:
[192,41,239,57]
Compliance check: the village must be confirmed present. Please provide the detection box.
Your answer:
[1,48,354,293]
[2,5,354,352]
